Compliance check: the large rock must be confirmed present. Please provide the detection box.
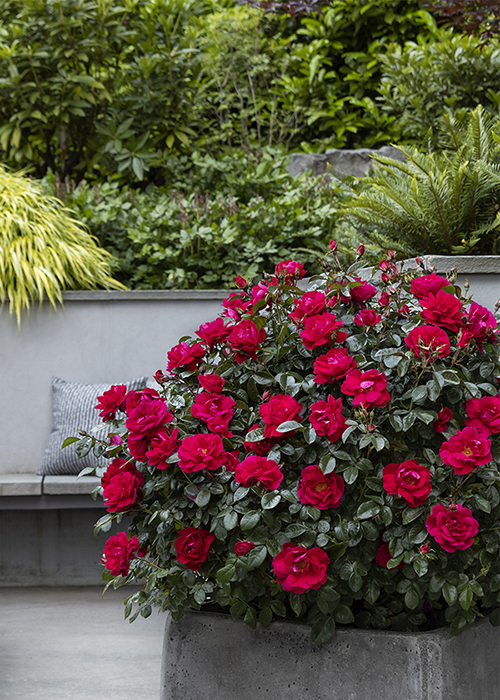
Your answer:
[287,145,406,179]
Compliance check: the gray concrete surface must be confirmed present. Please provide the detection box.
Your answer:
[0,587,165,700]
[161,610,500,700]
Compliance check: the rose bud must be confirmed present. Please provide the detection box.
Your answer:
[235,275,247,289]
[356,244,365,258]
[329,240,337,252]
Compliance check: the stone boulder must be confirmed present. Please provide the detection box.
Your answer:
[287,145,406,179]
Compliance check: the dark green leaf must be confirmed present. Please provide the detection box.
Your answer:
[310,615,335,644]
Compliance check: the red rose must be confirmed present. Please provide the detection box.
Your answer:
[191,392,236,435]
[95,384,128,421]
[198,374,225,394]
[244,424,281,456]
[250,282,270,307]
[221,292,251,320]
[125,399,173,437]
[178,433,226,473]
[313,348,357,385]
[101,458,144,512]
[426,504,479,553]
[167,341,206,372]
[272,543,329,594]
[419,291,463,331]
[309,395,347,443]
[458,303,499,352]
[465,395,500,435]
[341,368,390,409]
[101,532,140,576]
[259,394,302,438]
[300,312,348,349]
[382,460,432,507]
[127,433,152,462]
[433,407,453,433]
[273,259,306,285]
[288,291,327,324]
[234,455,283,490]
[196,318,233,350]
[410,273,449,299]
[223,450,240,471]
[154,370,168,385]
[354,309,382,327]
[439,427,492,474]
[235,275,247,288]
[378,292,390,307]
[125,388,160,414]
[349,278,377,303]
[227,320,267,363]
[174,527,215,571]
[235,541,256,556]
[405,325,451,360]
[145,427,180,470]
[298,465,345,509]
[375,542,403,569]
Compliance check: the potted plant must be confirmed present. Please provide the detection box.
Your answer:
[71,248,500,698]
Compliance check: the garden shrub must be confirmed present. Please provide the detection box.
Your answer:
[70,252,500,643]
[47,151,363,289]
[378,26,500,144]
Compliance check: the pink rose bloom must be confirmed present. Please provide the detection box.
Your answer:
[378,292,390,307]
[228,320,267,363]
[273,259,306,285]
[309,395,347,443]
[178,433,226,473]
[354,309,382,327]
[167,341,206,372]
[223,450,240,471]
[145,427,180,470]
[300,313,348,349]
[433,407,453,433]
[234,455,283,490]
[382,460,432,507]
[419,291,463,332]
[288,291,327,324]
[341,368,390,409]
[410,273,449,299]
[273,543,329,594]
[251,282,270,307]
[235,541,256,556]
[298,465,345,509]
[259,394,302,438]
[127,433,152,462]
[175,527,214,571]
[125,399,173,437]
[244,424,282,456]
[235,275,247,288]
[349,278,377,303]
[313,348,357,385]
[465,395,500,435]
[426,504,479,553]
[196,318,232,350]
[439,427,492,474]
[125,388,160,414]
[221,292,251,320]
[458,303,499,352]
[101,532,140,576]
[198,374,225,394]
[405,325,451,360]
[375,542,403,568]
[95,384,129,421]
[191,392,236,435]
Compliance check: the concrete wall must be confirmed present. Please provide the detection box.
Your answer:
[0,290,227,475]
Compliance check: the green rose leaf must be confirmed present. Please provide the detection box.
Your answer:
[276,420,302,433]
[311,614,336,645]
[261,491,281,510]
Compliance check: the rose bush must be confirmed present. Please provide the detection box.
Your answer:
[70,251,500,644]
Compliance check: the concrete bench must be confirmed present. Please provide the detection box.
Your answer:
[0,474,114,586]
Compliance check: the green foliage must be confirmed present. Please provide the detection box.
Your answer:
[45,150,362,289]
[0,165,123,324]
[378,27,500,143]
[0,0,208,182]
[74,253,500,642]
[342,107,500,256]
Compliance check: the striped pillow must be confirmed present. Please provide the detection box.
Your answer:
[39,376,149,475]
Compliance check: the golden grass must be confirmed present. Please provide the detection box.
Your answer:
[0,166,125,324]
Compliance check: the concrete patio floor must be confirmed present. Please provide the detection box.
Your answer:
[0,586,165,700]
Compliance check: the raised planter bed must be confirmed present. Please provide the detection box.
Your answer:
[161,610,499,700]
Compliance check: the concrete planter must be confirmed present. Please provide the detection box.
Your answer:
[160,610,499,700]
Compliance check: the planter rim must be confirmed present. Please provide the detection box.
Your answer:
[59,289,231,302]
[180,608,492,642]
[413,255,500,275]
